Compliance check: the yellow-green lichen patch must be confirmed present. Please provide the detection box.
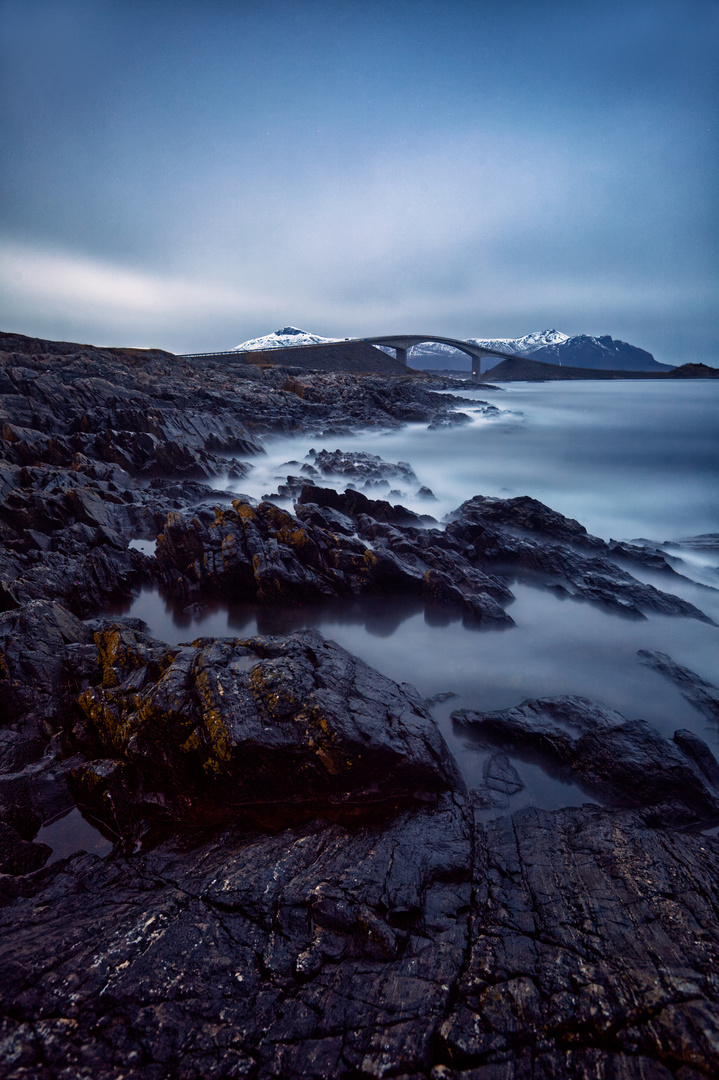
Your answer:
[77,687,131,754]
[363,549,378,571]
[195,668,234,771]
[232,501,257,523]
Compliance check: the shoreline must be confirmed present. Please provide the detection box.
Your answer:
[1,330,718,1079]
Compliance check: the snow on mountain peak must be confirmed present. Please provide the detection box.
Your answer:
[468,329,570,353]
[233,327,337,352]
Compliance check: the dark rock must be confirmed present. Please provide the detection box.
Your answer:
[1,802,718,1078]
[72,626,464,836]
[440,805,719,1077]
[483,751,524,795]
[0,792,475,1078]
[453,695,719,824]
[0,600,92,728]
[638,649,719,723]
[155,496,513,625]
[446,495,712,622]
[297,482,430,526]
[3,330,719,1079]
[0,820,51,875]
[309,448,419,486]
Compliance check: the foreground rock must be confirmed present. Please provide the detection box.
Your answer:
[1,799,718,1078]
[72,625,463,838]
[1,602,718,1077]
[454,695,719,825]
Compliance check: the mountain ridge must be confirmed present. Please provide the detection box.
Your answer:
[232,327,672,372]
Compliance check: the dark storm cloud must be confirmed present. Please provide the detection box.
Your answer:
[1,0,717,362]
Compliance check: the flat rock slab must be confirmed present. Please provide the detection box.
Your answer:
[1,804,718,1078]
[441,806,719,1080]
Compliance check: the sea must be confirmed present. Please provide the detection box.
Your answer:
[117,380,719,819]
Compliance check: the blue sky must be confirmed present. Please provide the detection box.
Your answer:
[0,0,717,362]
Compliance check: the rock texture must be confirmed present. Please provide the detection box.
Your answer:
[1,330,718,1079]
[453,695,719,825]
[71,625,463,839]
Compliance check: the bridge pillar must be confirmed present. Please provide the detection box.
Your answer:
[471,354,482,380]
[394,346,408,365]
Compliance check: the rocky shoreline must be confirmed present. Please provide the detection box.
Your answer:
[1,331,718,1079]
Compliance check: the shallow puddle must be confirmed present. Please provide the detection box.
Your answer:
[34,806,116,864]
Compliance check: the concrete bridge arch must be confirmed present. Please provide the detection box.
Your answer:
[358,334,524,376]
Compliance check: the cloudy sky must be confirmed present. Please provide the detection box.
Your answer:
[0,0,717,363]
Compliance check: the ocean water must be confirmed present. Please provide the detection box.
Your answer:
[119,380,719,818]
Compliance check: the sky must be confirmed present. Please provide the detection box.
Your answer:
[0,0,717,364]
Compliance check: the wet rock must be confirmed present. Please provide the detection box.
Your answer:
[0,792,474,1078]
[453,695,719,824]
[1,802,718,1078]
[309,448,419,486]
[73,626,464,835]
[0,820,51,875]
[0,600,92,728]
[446,495,713,622]
[440,805,719,1079]
[155,496,513,625]
[638,649,719,724]
[297,482,431,526]
[483,751,524,795]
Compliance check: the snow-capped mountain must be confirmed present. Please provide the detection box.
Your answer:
[233,327,338,352]
[410,330,670,372]
[404,330,569,369]
[471,329,570,353]
[521,334,671,372]
[232,327,670,373]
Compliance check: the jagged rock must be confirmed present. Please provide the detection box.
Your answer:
[638,649,719,723]
[72,627,464,836]
[297,483,432,526]
[445,495,712,622]
[309,448,419,486]
[453,695,719,824]
[155,496,513,625]
[0,600,92,727]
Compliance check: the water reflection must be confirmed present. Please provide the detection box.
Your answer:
[111,382,718,818]
[111,588,514,641]
[34,806,115,864]
[111,577,719,814]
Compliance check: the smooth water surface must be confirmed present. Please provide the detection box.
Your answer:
[217,380,719,543]
[121,381,719,815]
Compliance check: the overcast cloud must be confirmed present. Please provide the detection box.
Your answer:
[0,0,717,362]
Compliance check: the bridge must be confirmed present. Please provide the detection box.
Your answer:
[356,335,526,377]
[180,334,527,378]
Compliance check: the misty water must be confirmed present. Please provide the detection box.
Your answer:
[121,380,719,820]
